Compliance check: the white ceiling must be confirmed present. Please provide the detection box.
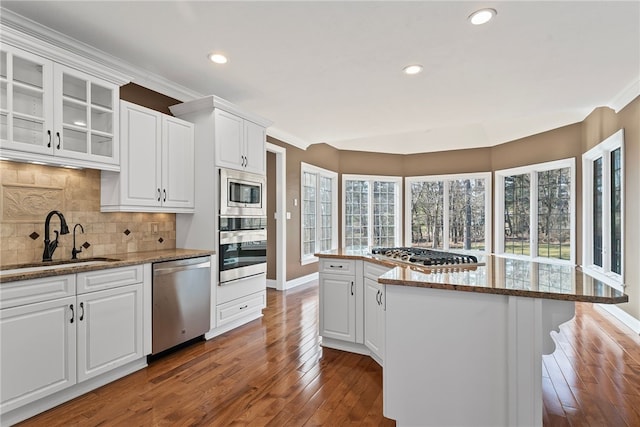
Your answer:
[3,1,639,154]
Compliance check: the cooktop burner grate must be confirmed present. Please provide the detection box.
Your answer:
[370,247,479,266]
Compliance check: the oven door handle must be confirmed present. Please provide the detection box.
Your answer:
[220,231,267,245]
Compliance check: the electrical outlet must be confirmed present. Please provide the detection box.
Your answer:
[151,223,159,234]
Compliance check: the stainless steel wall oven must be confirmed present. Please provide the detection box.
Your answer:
[219,217,267,284]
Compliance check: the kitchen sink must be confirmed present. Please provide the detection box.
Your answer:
[0,258,120,276]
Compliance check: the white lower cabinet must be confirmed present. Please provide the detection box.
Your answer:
[0,265,149,422]
[319,273,357,342]
[363,262,391,362]
[77,283,143,382]
[216,290,266,327]
[0,296,77,413]
[364,277,385,361]
[318,258,391,363]
[318,258,364,348]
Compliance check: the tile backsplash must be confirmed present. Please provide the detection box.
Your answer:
[0,161,176,265]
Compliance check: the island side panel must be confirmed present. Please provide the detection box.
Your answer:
[384,284,510,427]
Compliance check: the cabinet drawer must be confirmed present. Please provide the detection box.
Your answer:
[77,265,144,294]
[216,290,266,327]
[364,261,394,281]
[319,258,356,275]
[0,275,76,309]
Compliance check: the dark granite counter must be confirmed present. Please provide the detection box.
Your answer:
[316,250,627,304]
[0,249,214,283]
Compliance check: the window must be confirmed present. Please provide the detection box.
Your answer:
[343,175,402,250]
[301,163,338,264]
[406,173,491,252]
[495,159,575,263]
[582,129,624,289]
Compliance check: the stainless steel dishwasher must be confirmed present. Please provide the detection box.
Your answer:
[152,256,211,355]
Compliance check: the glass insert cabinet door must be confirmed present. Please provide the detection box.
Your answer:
[53,65,118,163]
[0,44,118,166]
[0,45,54,154]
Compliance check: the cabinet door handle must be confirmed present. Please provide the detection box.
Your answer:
[56,132,61,149]
[350,281,354,296]
[79,302,85,321]
[47,130,52,148]
[239,304,249,310]
[376,290,380,305]
[69,304,74,323]
[157,188,161,202]
[163,189,167,202]
[330,264,343,269]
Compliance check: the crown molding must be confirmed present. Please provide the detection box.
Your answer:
[0,7,203,101]
[266,127,310,150]
[608,77,640,113]
[170,95,273,127]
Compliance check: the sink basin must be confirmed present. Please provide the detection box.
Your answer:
[0,258,119,276]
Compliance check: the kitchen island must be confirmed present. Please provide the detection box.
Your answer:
[315,250,628,427]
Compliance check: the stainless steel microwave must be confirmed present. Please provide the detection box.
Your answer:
[219,168,266,217]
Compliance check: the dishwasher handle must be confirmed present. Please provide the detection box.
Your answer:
[153,260,211,276]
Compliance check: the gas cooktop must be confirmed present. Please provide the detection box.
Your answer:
[370,247,481,268]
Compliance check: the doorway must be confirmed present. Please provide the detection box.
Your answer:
[266,142,286,290]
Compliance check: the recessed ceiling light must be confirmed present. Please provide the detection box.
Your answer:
[403,64,423,75]
[469,8,497,25]
[208,53,228,64]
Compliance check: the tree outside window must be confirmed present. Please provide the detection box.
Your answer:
[343,175,401,250]
[495,159,575,263]
[407,173,490,253]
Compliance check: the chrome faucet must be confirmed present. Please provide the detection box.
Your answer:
[42,210,70,262]
[72,223,84,259]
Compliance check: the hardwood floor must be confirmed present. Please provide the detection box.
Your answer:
[15,282,640,427]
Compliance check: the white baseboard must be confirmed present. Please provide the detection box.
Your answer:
[597,303,640,334]
[284,272,318,290]
[266,279,277,289]
[204,312,263,340]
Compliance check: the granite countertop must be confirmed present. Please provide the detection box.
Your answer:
[0,248,215,283]
[315,249,628,304]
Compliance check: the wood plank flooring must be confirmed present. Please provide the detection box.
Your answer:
[15,282,640,426]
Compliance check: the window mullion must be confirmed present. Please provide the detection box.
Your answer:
[602,151,612,273]
[530,171,538,259]
[368,180,374,247]
[443,180,450,251]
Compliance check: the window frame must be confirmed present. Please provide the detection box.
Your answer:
[582,129,625,290]
[494,158,576,264]
[341,174,403,250]
[405,172,492,254]
[300,162,338,265]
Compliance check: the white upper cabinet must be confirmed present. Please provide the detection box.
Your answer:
[100,101,194,213]
[0,44,120,170]
[214,109,267,175]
